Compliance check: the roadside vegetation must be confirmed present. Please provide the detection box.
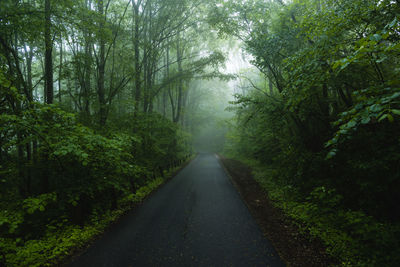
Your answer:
[2,0,399,266]
[0,0,226,265]
[218,0,400,266]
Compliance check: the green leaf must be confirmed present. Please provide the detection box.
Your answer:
[347,120,357,128]
[387,114,394,123]
[387,18,398,29]
[378,114,388,122]
[354,104,363,111]
[332,61,341,70]
[390,92,400,99]
[370,34,382,41]
[376,56,387,63]
[340,59,350,70]
[370,104,382,112]
[361,117,371,124]
[391,109,400,115]
[326,149,337,159]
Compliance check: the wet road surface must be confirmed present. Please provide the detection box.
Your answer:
[69,153,284,267]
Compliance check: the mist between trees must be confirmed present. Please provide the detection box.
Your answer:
[1,0,400,266]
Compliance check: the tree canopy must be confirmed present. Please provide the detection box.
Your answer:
[1,0,400,265]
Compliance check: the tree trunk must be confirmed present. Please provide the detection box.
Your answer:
[84,42,91,117]
[58,34,63,103]
[97,0,107,125]
[133,1,141,117]
[268,77,273,95]
[84,0,92,118]
[162,52,167,117]
[24,44,34,102]
[45,0,53,104]
[166,46,176,120]
[174,32,183,123]
[142,15,149,113]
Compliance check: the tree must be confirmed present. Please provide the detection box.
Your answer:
[44,0,53,104]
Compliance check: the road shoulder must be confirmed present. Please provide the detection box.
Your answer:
[218,155,336,267]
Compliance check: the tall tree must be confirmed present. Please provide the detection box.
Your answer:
[44,0,53,104]
[97,0,106,125]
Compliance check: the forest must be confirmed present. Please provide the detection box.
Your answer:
[1,0,399,266]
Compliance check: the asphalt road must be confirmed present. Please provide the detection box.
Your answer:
[69,153,284,267]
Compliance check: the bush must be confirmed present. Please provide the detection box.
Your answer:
[0,102,191,266]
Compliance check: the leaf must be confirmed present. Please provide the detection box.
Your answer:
[390,92,400,99]
[387,18,398,29]
[347,120,357,128]
[354,104,363,111]
[387,114,394,123]
[370,34,382,42]
[361,117,371,124]
[326,149,337,160]
[370,104,382,112]
[340,59,350,70]
[332,61,341,70]
[391,109,400,115]
[378,114,388,122]
[376,56,387,63]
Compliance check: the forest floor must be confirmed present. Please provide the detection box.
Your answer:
[218,155,338,267]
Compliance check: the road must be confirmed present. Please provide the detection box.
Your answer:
[69,153,284,267]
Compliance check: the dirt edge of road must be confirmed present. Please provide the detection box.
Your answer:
[218,155,337,267]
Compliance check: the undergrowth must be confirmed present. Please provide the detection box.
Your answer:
[0,163,188,267]
[236,158,400,267]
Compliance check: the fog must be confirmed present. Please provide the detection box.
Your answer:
[190,41,254,153]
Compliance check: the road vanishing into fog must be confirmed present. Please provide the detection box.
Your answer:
[68,153,284,267]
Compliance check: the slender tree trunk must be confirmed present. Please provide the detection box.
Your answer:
[142,27,148,112]
[268,77,273,95]
[133,1,141,117]
[162,52,167,117]
[174,32,183,123]
[142,0,153,113]
[147,60,156,113]
[45,0,53,104]
[84,0,92,118]
[24,44,34,101]
[58,34,63,103]
[24,44,33,195]
[181,81,189,128]
[84,42,91,117]
[98,0,107,125]
[166,46,176,120]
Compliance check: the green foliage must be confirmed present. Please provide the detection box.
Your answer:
[1,0,211,265]
[222,0,400,265]
[0,98,191,266]
[245,163,400,267]
[23,193,57,214]
[326,18,400,152]
[0,171,181,266]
